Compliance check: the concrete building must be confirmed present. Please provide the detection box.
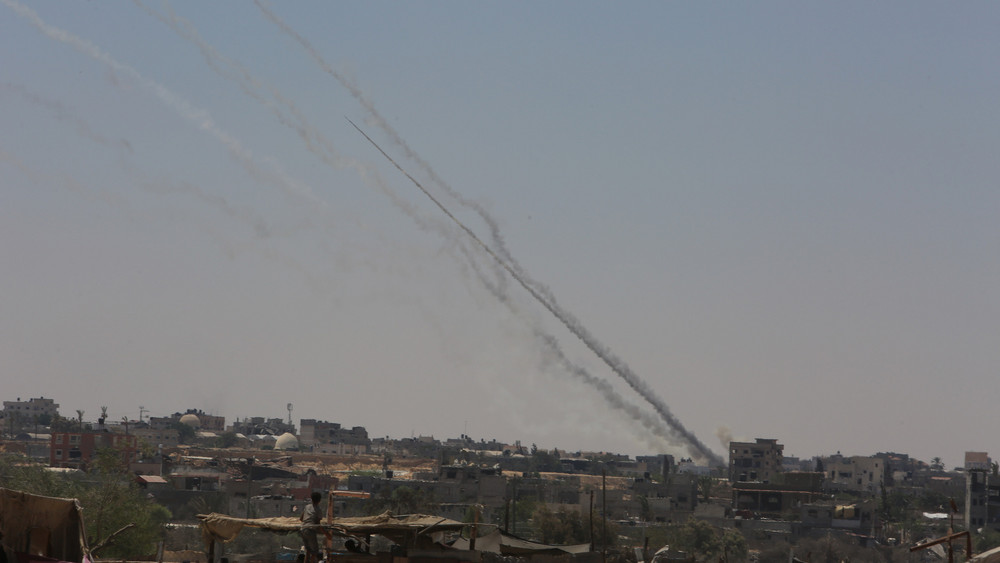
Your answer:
[800,499,879,535]
[131,427,181,449]
[50,430,138,470]
[299,419,369,451]
[965,451,1000,531]
[730,438,784,483]
[821,454,886,495]
[631,472,699,523]
[3,397,59,428]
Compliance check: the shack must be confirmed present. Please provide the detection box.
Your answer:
[198,512,469,563]
[0,488,90,563]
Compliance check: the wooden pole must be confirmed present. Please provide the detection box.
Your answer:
[602,470,607,563]
[325,488,335,555]
[589,490,595,552]
[469,506,479,551]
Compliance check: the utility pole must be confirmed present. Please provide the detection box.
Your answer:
[139,406,148,423]
[589,490,595,552]
[602,470,607,563]
[245,457,255,519]
[512,480,518,535]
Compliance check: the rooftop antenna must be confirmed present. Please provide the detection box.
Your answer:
[139,406,148,423]
[287,403,293,426]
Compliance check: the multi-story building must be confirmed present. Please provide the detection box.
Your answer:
[50,430,138,470]
[636,454,675,480]
[632,472,698,523]
[965,451,1000,531]
[820,454,886,495]
[3,397,60,423]
[131,427,181,450]
[729,438,784,483]
[299,419,369,451]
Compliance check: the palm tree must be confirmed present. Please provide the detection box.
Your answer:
[931,457,944,471]
[76,409,85,428]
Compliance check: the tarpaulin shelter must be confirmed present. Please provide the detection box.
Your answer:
[0,488,90,563]
[198,512,467,556]
[451,529,590,556]
[971,546,1000,563]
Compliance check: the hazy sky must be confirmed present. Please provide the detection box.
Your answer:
[3,1,998,468]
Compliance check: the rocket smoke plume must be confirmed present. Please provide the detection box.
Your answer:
[254,3,721,461]
[255,0,516,293]
[141,1,684,452]
[349,119,723,465]
[1,0,318,210]
[9,0,722,462]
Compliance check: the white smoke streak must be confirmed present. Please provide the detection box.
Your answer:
[7,0,722,462]
[132,0,481,265]
[1,82,133,154]
[254,0,515,296]
[253,2,722,461]
[350,120,722,464]
[1,0,318,209]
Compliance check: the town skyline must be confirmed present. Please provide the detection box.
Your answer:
[2,395,984,471]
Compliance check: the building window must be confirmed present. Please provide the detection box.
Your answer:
[55,449,63,459]
[69,435,80,445]
[56,434,64,444]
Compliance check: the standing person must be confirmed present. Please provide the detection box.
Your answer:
[300,492,322,563]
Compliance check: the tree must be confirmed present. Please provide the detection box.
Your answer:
[530,449,561,474]
[719,529,748,563]
[216,431,238,448]
[931,457,944,471]
[638,495,653,522]
[0,451,171,559]
[75,409,85,428]
[976,529,1000,552]
[672,518,720,560]
[531,504,614,547]
[532,504,585,545]
[50,414,72,432]
[137,439,157,461]
[171,421,196,444]
[698,476,714,502]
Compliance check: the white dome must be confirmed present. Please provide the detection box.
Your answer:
[274,432,299,450]
[179,414,201,428]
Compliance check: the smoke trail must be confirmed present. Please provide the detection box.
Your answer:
[135,0,673,449]
[1,0,318,210]
[131,0,487,269]
[0,147,38,181]
[1,82,133,154]
[348,119,722,464]
[255,0,515,300]
[254,2,717,458]
[455,210,689,451]
[255,1,513,252]
[13,0,721,460]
